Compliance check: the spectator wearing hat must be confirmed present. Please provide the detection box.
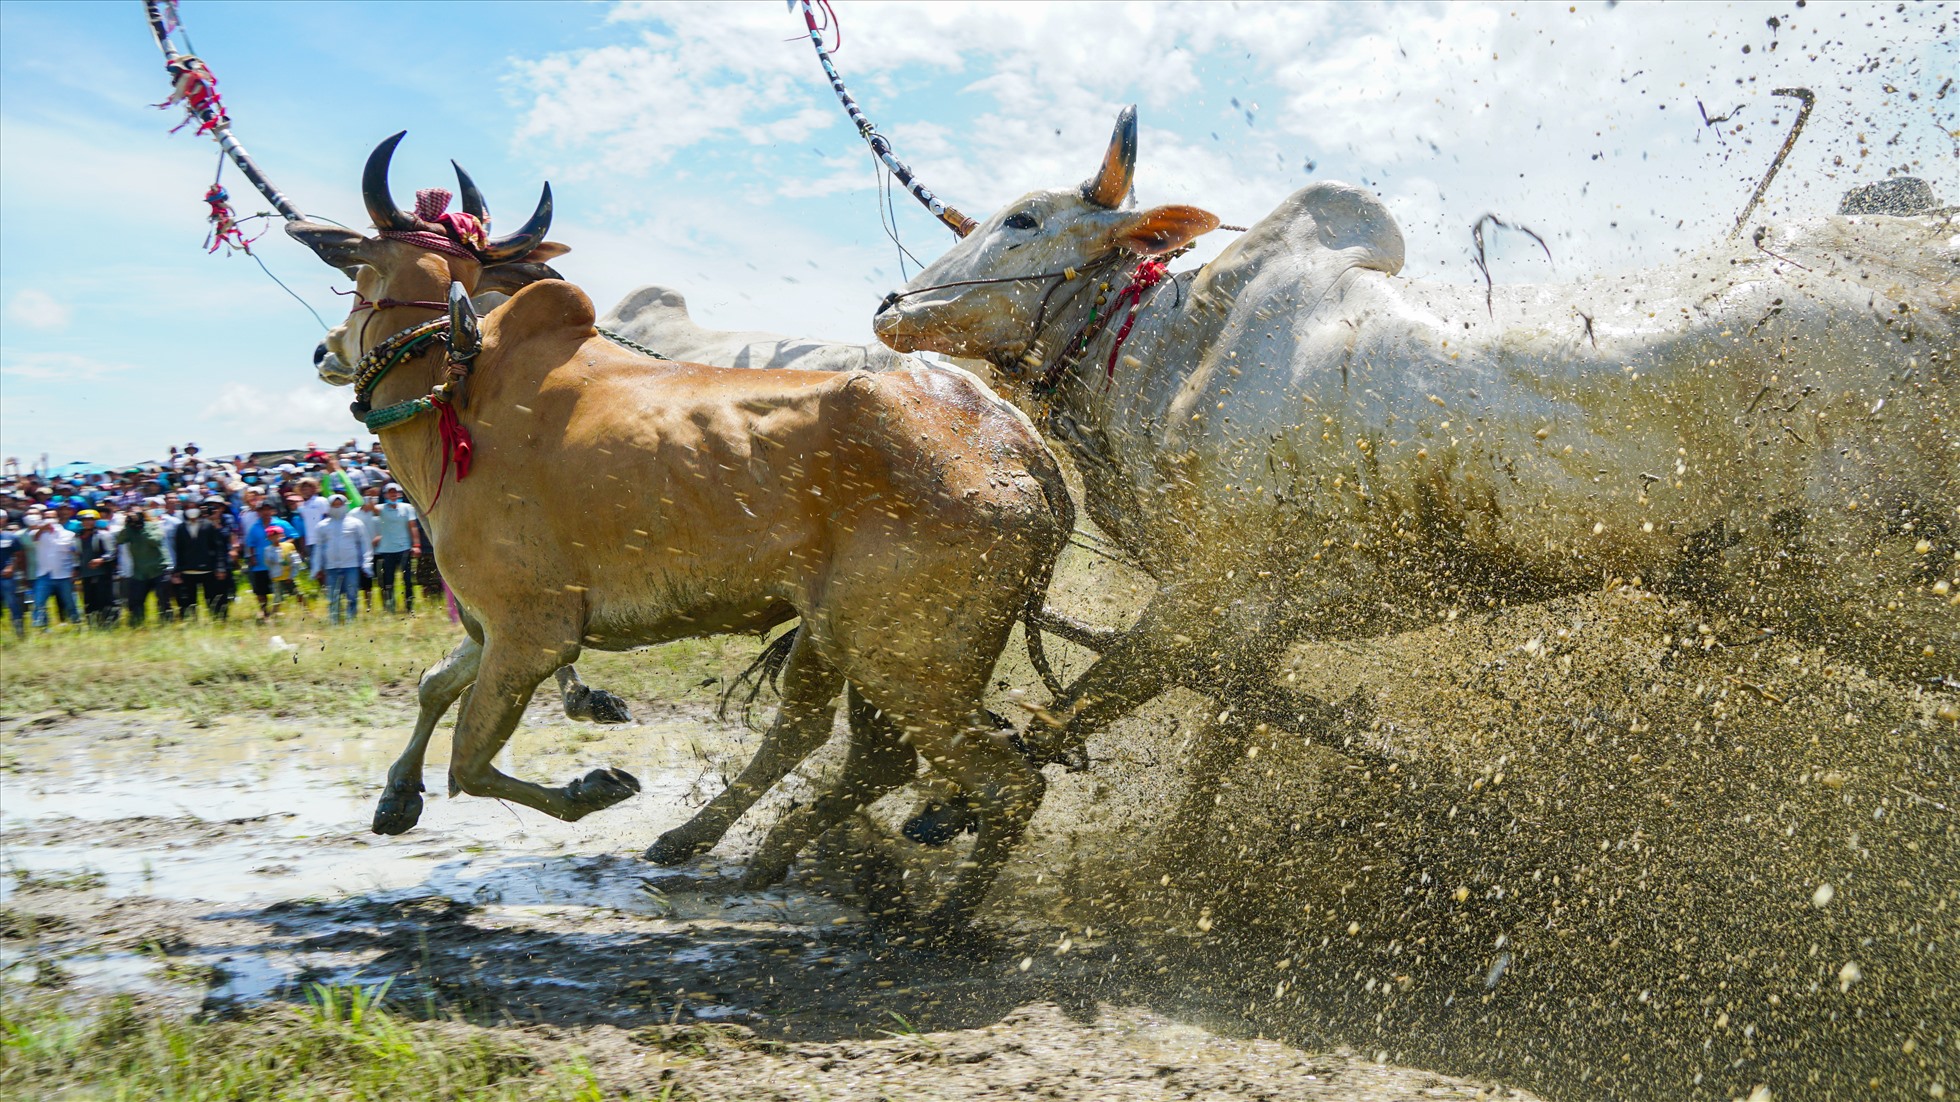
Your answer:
[371,482,419,614]
[74,510,117,626]
[206,491,244,585]
[356,495,381,611]
[30,511,79,629]
[312,492,371,625]
[171,495,230,620]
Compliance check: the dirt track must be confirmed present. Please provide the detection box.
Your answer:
[3,576,1953,1100]
[1,704,1539,1101]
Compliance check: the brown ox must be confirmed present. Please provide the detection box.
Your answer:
[287,135,1070,928]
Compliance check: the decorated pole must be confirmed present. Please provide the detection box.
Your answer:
[143,0,303,223]
[793,0,976,239]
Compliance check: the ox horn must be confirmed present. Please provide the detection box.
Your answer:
[478,183,552,262]
[362,131,422,232]
[1081,105,1137,210]
[451,160,489,224]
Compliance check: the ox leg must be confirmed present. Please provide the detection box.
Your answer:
[447,636,641,820]
[646,634,844,865]
[913,708,1045,932]
[749,695,1042,934]
[737,696,918,892]
[1021,624,1181,771]
[556,664,634,724]
[373,634,481,835]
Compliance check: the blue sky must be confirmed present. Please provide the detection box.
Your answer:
[1,1,1951,467]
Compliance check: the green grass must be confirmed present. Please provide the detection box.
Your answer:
[0,609,767,724]
[0,983,642,1101]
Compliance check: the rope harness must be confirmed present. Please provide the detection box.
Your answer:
[347,314,473,505]
[348,303,669,507]
[1032,251,1185,392]
[882,245,1191,396]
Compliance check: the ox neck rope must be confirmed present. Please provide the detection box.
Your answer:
[352,320,670,420]
[877,247,1187,398]
[351,314,475,507]
[350,314,670,508]
[1030,247,1190,394]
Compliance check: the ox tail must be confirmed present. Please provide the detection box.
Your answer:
[1022,445,1077,703]
[719,625,799,728]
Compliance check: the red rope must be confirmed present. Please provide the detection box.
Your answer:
[156,56,226,135]
[201,184,261,254]
[1104,257,1171,387]
[798,0,841,51]
[428,396,474,508]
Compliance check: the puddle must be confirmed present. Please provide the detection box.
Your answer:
[0,707,800,907]
[0,707,1542,1100]
[0,706,867,1014]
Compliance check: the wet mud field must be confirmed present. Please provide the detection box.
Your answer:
[1,698,1533,1100]
[3,583,1954,1099]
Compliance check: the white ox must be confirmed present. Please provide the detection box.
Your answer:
[599,284,918,374]
[874,107,1958,759]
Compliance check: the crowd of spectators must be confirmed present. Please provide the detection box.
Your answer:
[2,441,436,636]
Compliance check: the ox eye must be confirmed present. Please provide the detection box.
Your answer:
[1003,212,1039,231]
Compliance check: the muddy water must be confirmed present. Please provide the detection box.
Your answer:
[1,704,857,1001]
[2,706,817,913]
[0,698,1535,1101]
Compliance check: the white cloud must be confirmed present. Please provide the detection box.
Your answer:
[207,382,362,446]
[512,1,1955,285]
[0,349,130,381]
[3,288,69,331]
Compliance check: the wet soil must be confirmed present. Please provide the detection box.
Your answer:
[1,703,1535,1101]
[7,584,1948,1099]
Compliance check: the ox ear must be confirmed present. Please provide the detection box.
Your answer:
[474,242,570,297]
[285,219,373,274]
[1113,204,1220,256]
[476,259,565,297]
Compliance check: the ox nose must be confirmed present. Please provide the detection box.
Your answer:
[313,341,329,367]
[874,291,900,316]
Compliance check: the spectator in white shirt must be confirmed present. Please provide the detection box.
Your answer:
[30,512,79,628]
[311,494,372,624]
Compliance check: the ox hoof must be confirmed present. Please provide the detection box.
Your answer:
[564,767,641,817]
[736,861,792,893]
[900,799,978,847]
[371,786,425,836]
[643,831,710,866]
[584,689,634,724]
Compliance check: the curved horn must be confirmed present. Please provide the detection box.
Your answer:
[362,131,420,232]
[479,182,552,262]
[451,160,489,224]
[1081,105,1137,210]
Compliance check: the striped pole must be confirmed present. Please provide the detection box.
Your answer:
[795,0,976,238]
[143,0,304,222]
